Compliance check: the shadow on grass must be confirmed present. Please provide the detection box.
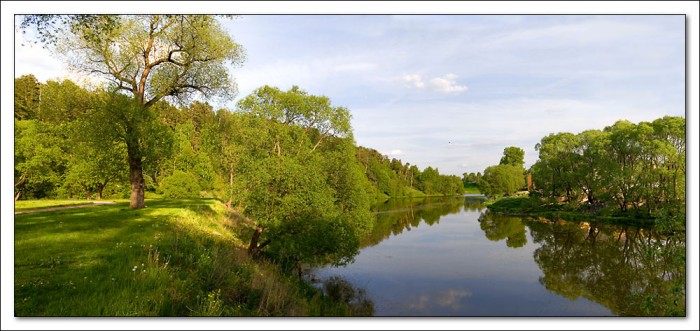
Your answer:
[13,198,234,316]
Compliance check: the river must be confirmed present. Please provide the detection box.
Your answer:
[312,196,686,316]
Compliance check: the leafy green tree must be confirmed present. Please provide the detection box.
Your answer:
[38,79,92,123]
[603,120,644,212]
[649,116,685,214]
[62,132,128,199]
[479,164,525,199]
[14,75,41,120]
[532,132,580,202]
[572,129,609,208]
[159,170,201,198]
[527,116,685,218]
[21,14,245,208]
[235,86,370,271]
[14,119,66,200]
[499,146,525,167]
[417,166,440,194]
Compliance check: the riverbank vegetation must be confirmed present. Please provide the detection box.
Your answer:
[14,199,373,316]
[479,116,685,230]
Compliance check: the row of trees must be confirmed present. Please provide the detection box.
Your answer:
[476,116,685,220]
[356,146,465,199]
[14,74,468,272]
[530,116,685,216]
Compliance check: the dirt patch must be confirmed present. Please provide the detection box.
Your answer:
[14,201,118,215]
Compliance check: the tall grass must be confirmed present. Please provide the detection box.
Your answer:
[14,199,359,316]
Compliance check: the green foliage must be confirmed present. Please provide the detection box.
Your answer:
[38,79,92,123]
[22,14,246,209]
[14,119,67,200]
[268,215,360,268]
[529,116,686,224]
[479,164,525,199]
[14,74,41,120]
[322,276,374,316]
[356,146,461,198]
[233,85,372,269]
[527,220,685,316]
[159,171,201,199]
[478,211,527,248]
[499,146,525,167]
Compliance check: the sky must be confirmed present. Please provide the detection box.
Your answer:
[11,13,687,176]
[3,2,699,330]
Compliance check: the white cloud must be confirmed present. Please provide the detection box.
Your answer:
[400,74,425,88]
[428,74,467,93]
[389,149,404,156]
[399,73,467,94]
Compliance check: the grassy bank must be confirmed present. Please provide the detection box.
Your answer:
[485,196,661,227]
[14,199,366,316]
[463,184,481,194]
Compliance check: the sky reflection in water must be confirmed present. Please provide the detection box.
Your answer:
[315,197,681,316]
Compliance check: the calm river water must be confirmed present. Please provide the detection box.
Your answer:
[313,196,685,316]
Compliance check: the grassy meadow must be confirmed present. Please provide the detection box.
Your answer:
[14,199,366,316]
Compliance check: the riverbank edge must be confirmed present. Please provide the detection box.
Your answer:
[483,196,661,228]
[13,198,369,316]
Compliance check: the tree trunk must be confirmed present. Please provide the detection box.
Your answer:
[248,227,270,257]
[127,139,146,209]
[14,191,21,202]
[226,162,233,209]
[84,186,92,200]
[248,227,263,256]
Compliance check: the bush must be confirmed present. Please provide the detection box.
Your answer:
[160,171,201,199]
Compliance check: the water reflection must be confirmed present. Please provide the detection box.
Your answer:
[526,219,686,316]
[316,197,685,316]
[362,197,476,247]
[478,211,527,248]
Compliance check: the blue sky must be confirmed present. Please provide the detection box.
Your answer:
[12,14,686,176]
[226,15,686,175]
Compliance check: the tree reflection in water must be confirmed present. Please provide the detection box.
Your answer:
[477,210,527,248]
[361,197,479,247]
[477,212,686,316]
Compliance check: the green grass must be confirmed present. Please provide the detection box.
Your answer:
[404,187,427,198]
[14,198,358,316]
[14,200,96,211]
[463,184,481,194]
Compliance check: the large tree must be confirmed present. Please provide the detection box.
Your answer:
[499,146,525,168]
[234,86,371,272]
[479,164,525,199]
[21,15,245,208]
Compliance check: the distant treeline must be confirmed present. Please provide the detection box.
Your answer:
[356,146,464,199]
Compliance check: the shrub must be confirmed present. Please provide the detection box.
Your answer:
[160,171,201,199]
